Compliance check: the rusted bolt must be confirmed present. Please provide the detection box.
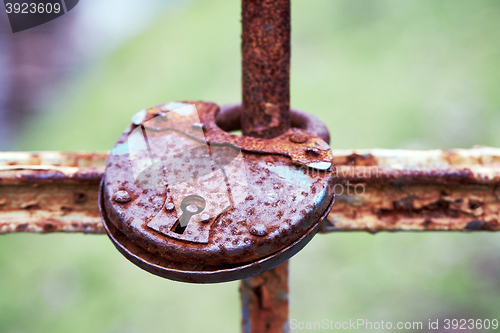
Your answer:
[200,213,211,224]
[290,132,308,144]
[249,224,268,237]
[165,202,175,212]
[113,190,131,203]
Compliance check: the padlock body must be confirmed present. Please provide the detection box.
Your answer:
[100,101,335,282]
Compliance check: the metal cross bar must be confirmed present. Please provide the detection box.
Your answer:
[2,147,499,235]
[326,147,500,233]
[0,152,106,234]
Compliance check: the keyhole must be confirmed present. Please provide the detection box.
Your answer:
[172,195,206,234]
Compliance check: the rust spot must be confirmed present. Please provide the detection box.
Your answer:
[344,153,377,166]
[306,148,320,157]
[468,200,483,210]
[74,192,88,204]
[380,199,463,219]
[16,223,28,231]
[422,220,433,227]
[43,224,55,232]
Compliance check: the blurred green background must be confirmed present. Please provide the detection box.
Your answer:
[2,0,500,332]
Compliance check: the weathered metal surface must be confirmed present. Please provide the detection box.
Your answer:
[0,152,106,234]
[99,101,335,283]
[101,188,324,283]
[0,151,108,167]
[241,262,289,333]
[132,102,333,170]
[323,147,500,233]
[242,0,291,139]
[2,148,500,235]
[241,0,292,329]
[218,104,330,145]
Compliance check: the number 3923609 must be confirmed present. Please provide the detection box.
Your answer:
[443,319,498,330]
[5,2,62,14]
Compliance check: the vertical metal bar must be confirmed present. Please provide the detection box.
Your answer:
[240,0,290,333]
[241,0,291,138]
[241,262,289,333]
[240,0,291,331]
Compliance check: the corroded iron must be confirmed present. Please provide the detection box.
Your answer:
[130,102,333,170]
[2,149,500,235]
[241,0,291,139]
[324,148,500,233]
[99,101,335,283]
[241,262,289,333]
[218,104,331,145]
[0,152,106,234]
[241,1,293,330]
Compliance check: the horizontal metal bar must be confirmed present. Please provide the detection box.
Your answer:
[0,152,107,234]
[1,148,499,235]
[323,147,500,233]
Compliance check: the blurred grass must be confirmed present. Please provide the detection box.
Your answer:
[1,0,500,332]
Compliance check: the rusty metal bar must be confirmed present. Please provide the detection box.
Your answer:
[2,148,500,234]
[241,0,291,139]
[241,262,289,333]
[240,0,292,330]
[0,152,106,234]
[324,147,500,233]
[241,0,292,330]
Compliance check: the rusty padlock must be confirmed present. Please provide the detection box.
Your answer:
[99,101,335,283]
